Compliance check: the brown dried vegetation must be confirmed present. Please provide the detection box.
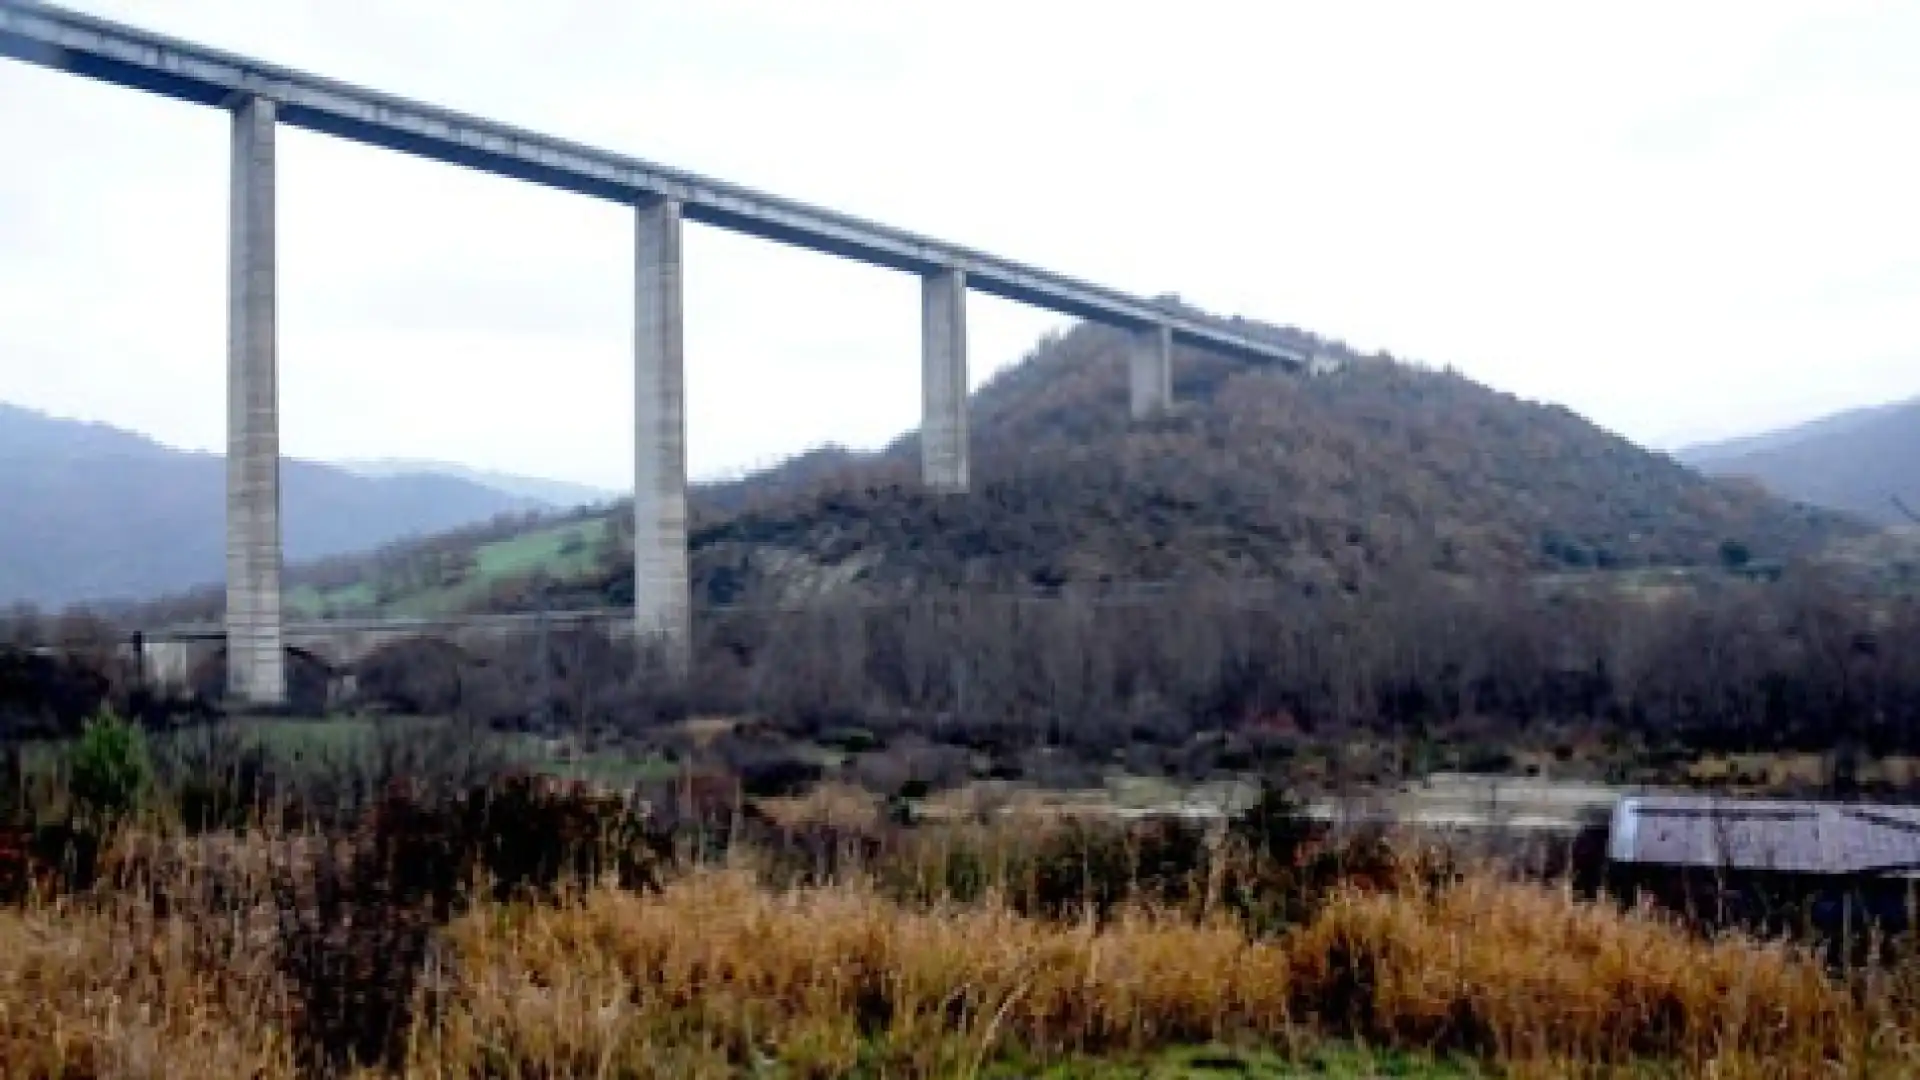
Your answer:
[1,774,1920,1078]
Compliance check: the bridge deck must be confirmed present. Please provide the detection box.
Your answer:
[0,0,1304,367]
[144,610,625,642]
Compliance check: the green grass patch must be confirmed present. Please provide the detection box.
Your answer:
[287,518,613,618]
[533,751,682,790]
[473,519,608,580]
[222,715,679,791]
[228,714,385,755]
[14,715,674,794]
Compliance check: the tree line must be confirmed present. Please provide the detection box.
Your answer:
[5,562,1919,798]
[261,564,1920,795]
[660,567,1918,779]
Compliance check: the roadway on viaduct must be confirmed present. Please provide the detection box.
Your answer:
[2,0,1309,708]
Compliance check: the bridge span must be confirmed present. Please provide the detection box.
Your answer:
[2,0,1308,708]
[133,610,635,701]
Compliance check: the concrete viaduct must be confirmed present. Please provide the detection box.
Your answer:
[1,0,1306,708]
[133,610,632,705]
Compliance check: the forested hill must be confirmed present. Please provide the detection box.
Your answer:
[679,320,1857,606]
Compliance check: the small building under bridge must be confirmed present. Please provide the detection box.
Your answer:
[1606,795,1920,946]
[1095,779,1920,935]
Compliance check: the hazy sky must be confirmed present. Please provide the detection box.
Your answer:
[2,1,1916,491]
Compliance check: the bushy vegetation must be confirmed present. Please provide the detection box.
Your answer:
[9,557,1920,808]
[673,569,1920,787]
[66,708,151,829]
[3,730,1920,1078]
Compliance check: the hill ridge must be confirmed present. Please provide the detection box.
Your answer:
[332,457,619,511]
[1678,395,1920,525]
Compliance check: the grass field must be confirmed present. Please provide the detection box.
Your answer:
[230,713,679,787]
[13,715,682,808]
[286,518,610,618]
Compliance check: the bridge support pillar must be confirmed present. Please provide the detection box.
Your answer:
[225,94,287,708]
[1130,323,1173,419]
[920,267,969,493]
[633,195,691,679]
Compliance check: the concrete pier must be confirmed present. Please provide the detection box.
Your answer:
[1131,323,1173,418]
[920,268,969,493]
[633,195,691,677]
[225,94,286,707]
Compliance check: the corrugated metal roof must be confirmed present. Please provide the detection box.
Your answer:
[1609,796,1920,877]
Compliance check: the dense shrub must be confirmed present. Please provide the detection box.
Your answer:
[708,731,825,798]
[153,725,295,833]
[273,771,670,1077]
[275,803,449,1076]
[66,709,151,830]
[0,647,113,740]
[451,771,667,900]
[846,739,975,796]
[1015,817,1217,923]
[351,638,473,715]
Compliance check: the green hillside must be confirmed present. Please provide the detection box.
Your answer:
[286,518,612,618]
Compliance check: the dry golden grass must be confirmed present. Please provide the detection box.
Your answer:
[755,780,884,831]
[1287,877,1860,1074]
[0,901,295,1077]
[3,828,1920,1077]
[420,869,1297,1078]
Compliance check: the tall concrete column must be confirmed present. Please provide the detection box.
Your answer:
[633,195,691,678]
[920,267,969,493]
[1130,323,1173,419]
[225,94,286,707]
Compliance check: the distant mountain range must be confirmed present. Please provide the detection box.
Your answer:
[1678,396,1920,526]
[0,403,586,607]
[332,458,618,510]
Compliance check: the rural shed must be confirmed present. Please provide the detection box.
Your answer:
[1608,796,1920,877]
[1606,795,1920,944]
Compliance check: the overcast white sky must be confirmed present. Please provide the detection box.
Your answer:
[2,1,1916,490]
